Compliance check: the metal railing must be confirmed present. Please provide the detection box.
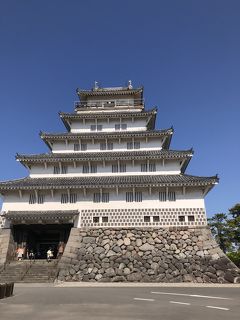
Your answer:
[75,99,144,109]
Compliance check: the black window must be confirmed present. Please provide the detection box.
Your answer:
[61,194,68,204]
[168,191,176,201]
[37,194,44,204]
[178,216,185,222]
[144,216,150,222]
[159,192,167,202]
[81,143,87,151]
[70,193,77,203]
[102,216,108,223]
[53,166,60,174]
[29,193,36,204]
[126,192,134,202]
[74,143,80,151]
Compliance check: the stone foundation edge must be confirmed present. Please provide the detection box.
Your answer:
[57,226,240,283]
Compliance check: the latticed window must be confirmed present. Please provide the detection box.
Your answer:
[168,191,176,201]
[29,193,36,204]
[115,124,127,130]
[127,142,133,149]
[188,215,195,222]
[82,164,89,173]
[53,166,60,174]
[144,216,150,222]
[159,192,167,202]
[100,142,106,150]
[112,164,118,173]
[74,143,80,151]
[149,163,156,172]
[141,163,148,172]
[134,142,140,149]
[70,193,77,203]
[120,164,126,172]
[107,142,113,150]
[178,216,185,222]
[93,193,101,203]
[90,165,97,173]
[93,217,99,223]
[81,143,87,151]
[153,216,160,222]
[61,194,68,204]
[115,124,121,131]
[102,216,108,223]
[91,124,102,131]
[126,192,134,202]
[102,193,109,203]
[135,191,142,202]
[61,165,67,174]
[37,194,44,204]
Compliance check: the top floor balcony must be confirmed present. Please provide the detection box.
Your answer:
[74,99,144,111]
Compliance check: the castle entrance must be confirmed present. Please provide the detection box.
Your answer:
[12,224,72,259]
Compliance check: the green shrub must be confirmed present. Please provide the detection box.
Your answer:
[227,251,240,267]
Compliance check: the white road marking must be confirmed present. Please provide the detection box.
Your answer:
[134,298,155,302]
[151,291,231,300]
[206,306,229,311]
[170,301,191,305]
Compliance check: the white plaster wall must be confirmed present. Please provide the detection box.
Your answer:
[2,188,205,213]
[70,119,147,133]
[51,138,163,153]
[29,159,181,177]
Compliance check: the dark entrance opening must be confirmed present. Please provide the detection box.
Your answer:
[12,224,72,259]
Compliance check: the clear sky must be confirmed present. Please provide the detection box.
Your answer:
[0,0,239,216]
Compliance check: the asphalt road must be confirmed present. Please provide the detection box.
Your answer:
[0,285,240,320]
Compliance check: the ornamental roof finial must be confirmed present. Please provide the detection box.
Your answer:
[94,81,99,90]
[128,80,133,89]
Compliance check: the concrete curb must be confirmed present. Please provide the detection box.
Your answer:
[14,282,240,288]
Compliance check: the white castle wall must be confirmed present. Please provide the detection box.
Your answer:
[51,138,164,153]
[29,159,181,177]
[70,119,147,133]
[1,187,207,228]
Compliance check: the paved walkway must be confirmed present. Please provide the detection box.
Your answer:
[1,285,240,320]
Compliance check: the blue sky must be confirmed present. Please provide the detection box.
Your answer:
[0,0,239,216]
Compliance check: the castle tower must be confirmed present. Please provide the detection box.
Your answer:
[0,82,239,283]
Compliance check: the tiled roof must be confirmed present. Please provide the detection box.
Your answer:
[59,109,156,120]
[2,210,79,221]
[16,149,193,162]
[59,108,157,131]
[40,128,173,141]
[77,87,143,97]
[0,174,218,191]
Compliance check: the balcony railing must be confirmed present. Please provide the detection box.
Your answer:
[75,99,144,109]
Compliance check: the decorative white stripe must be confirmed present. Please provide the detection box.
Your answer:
[170,301,190,305]
[151,292,231,300]
[206,306,229,311]
[134,298,155,302]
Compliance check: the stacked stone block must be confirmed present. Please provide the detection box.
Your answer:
[57,227,240,283]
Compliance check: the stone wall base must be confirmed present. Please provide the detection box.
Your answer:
[0,229,15,267]
[57,227,240,283]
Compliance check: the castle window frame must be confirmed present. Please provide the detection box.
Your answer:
[178,216,185,222]
[29,193,36,204]
[61,193,69,204]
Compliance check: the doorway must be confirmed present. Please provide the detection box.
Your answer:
[12,224,72,259]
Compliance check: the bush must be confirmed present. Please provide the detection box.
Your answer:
[227,251,240,267]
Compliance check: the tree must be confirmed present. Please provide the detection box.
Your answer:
[208,213,231,253]
[229,203,240,218]
[228,204,240,250]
